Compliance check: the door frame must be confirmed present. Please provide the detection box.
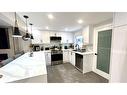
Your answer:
[93,24,113,80]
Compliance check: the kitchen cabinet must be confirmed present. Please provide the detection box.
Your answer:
[61,32,74,43]
[83,54,93,73]
[49,32,61,37]
[63,50,75,64]
[32,31,50,44]
[71,52,75,66]
[45,52,51,66]
[42,31,50,43]
[68,51,75,66]
[69,51,75,66]
[63,50,69,62]
[69,51,72,63]
[33,31,74,44]
[82,25,93,45]
[114,12,127,27]
[110,25,127,82]
[32,30,44,44]
[82,26,89,45]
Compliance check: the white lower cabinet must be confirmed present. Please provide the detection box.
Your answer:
[45,52,51,66]
[63,50,75,66]
[83,54,93,73]
[63,50,69,62]
[69,51,75,66]
[71,52,75,66]
[69,51,72,63]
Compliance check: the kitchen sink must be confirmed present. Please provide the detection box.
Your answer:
[73,49,86,52]
[73,50,78,51]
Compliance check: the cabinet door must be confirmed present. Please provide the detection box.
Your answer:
[72,52,75,66]
[69,51,72,63]
[61,32,73,43]
[42,32,50,43]
[67,34,74,43]
[47,53,51,64]
[45,52,51,66]
[114,12,127,27]
[63,51,69,62]
[83,54,93,73]
[82,26,89,45]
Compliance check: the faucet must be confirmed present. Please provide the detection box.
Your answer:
[75,44,80,50]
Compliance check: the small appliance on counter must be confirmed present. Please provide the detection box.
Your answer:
[33,45,40,51]
[45,47,50,50]
[69,43,74,49]
[41,46,44,51]
[64,46,68,49]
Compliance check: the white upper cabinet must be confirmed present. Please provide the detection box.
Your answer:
[82,25,93,45]
[32,31,74,44]
[32,30,43,44]
[42,31,50,43]
[49,31,61,36]
[82,26,89,45]
[114,12,127,27]
[61,32,74,43]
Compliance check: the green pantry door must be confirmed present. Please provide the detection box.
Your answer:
[96,29,112,74]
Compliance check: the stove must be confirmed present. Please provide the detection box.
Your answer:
[51,50,63,65]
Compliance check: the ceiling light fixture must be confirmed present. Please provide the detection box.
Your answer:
[65,28,68,31]
[78,19,83,24]
[30,23,34,39]
[12,12,22,37]
[48,14,54,19]
[24,15,30,39]
[46,26,49,30]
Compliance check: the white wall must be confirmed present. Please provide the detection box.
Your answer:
[110,12,127,82]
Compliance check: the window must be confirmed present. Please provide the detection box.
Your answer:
[76,36,83,48]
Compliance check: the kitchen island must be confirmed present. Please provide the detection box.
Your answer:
[0,51,47,83]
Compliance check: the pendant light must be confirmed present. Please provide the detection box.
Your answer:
[12,12,22,37]
[23,15,30,39]
[29,23,34,39]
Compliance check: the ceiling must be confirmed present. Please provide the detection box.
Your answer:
[17,12,113,32]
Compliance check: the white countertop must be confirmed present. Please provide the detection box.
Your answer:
[0,51,47,83]
[73,51,95,55]
[63,49,95,55]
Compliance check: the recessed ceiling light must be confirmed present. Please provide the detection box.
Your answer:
[65,28,68,31]
[77,19,83,24]
[48,14,54,19]
[46,26,49,29]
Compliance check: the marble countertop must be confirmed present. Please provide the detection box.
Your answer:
[0,51,47,83]
[62,49,95,55]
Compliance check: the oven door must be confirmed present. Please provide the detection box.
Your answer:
[51,54,63,61]
[51,53,63,65]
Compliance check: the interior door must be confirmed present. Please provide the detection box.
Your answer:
[96,29,112,74]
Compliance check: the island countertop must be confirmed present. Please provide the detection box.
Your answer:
[0,51,47,83]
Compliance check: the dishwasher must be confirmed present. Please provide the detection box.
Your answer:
[75,53,83,72]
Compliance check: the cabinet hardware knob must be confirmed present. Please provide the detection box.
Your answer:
[95,53,98,55]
